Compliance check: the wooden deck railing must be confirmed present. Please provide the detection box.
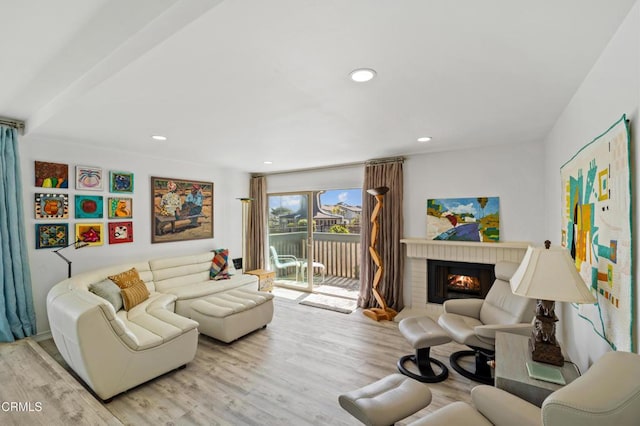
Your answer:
[269,232,361,279]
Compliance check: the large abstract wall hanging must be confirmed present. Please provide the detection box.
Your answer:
[560,114,632,351]
[427,197,500,242]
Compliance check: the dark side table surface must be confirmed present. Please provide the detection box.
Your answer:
[495,332,580,407]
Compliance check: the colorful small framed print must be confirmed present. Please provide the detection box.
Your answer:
[35,223,68,249]
[35,193,69,219]
[76,223,104,246]
[108,221,133,244]
[75,195,104,219]
[35,161,69,188]
[107,197,132,219]
[110,171,134,193]
[76,165,103,191]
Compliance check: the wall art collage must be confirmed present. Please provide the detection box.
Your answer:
[34,161,134,248]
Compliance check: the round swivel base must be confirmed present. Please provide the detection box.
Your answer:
[397,352,449,383]
[449,349,494,385]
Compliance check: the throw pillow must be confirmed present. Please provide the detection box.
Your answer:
[88,279,124,311]
[210,248,231,280]
[108,267,144,289]
[121,280,150,311]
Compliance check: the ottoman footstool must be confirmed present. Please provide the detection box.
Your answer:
[190,289,274,343]
[338,374,432,426]
[397,316,451,383]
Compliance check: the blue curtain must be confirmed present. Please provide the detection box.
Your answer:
[0,125,36,341]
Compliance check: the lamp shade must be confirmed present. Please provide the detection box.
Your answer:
[510,245,596,304]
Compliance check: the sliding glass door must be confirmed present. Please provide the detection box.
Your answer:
[268,192,313,291]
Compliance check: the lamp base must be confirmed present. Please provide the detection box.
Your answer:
[529,337,564,366]
[363,307,397,322]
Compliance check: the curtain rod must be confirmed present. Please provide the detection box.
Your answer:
[252,156,405,178]
[0,117,26,133]
[365,156,405,165]
[252,161,364,178]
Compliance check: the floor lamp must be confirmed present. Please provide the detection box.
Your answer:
[237,198,253,272]
[53,238,89,278]
[363,186,397,322]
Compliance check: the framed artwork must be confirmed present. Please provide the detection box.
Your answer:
[107,197,132,219]
[76,165,103,190]
[76,223,104,246]
[561,114,632,352]
[35,223,68,249]
[426,197,500,242]
[35,193,69,219]
[108,221,133,244]
[151,176,213,243]
[75,195,103,219]
[110,171,134,193]
[34,161,68,188]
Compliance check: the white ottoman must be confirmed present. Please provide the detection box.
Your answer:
[190,289,274,343]
[397,316,451,383]
[339,374,432,426]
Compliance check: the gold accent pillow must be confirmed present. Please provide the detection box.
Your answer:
[108,267,144,289]
[121,280,150,311]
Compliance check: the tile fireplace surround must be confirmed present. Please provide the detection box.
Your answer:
[400,239,530,319]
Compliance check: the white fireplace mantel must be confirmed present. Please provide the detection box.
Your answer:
[400,238,531,316]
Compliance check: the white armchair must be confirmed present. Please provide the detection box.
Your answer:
[438,261,536,384]
[408,350,640,426]
[270,246,301,281]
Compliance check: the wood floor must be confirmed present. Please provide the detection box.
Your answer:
[38,294,477,425]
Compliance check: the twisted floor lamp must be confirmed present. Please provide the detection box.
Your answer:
[363,186,397,322]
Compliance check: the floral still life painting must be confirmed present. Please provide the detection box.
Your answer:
[35,161,68,188]
[76,165,103,191]
[108,221,133,244]
[108,197,132,219]
[75,195,104,219]
[35,193,69,219]
[76,223,104,246]
[427,197,500,242]
[110,171,134,193]
[151,176,213,243]
[35,223,68,249]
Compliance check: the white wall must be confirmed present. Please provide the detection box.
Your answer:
[20,137,249,335]
[266,143,546,308]
[543,2,640,369]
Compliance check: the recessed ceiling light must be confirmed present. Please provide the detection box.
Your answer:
[350,68,376,82]
[263,161,273,165]
[151,135,167,141]
[417,136,432,143]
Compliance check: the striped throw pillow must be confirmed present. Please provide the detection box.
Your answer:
[121,280,150,311]
[210,249,230,280]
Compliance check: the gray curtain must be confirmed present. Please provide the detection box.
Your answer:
[246,176,267,271]
[358,159,404,312]
[0,125,36,341]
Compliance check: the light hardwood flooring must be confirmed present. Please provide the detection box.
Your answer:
[38,293,477,425]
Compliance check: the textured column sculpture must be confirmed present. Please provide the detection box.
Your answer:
[363,186,397,322]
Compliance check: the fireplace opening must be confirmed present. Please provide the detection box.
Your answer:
[428,260,495,304]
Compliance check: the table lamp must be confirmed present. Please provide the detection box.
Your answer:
[53,238,89,278]
[510,240,596,366]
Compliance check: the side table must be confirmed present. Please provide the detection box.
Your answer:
[495,332,580,407]
[245,269,275,292]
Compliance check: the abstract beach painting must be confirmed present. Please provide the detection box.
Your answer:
[427,197,500,242]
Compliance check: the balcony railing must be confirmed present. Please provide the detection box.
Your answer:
[269,232,361,279]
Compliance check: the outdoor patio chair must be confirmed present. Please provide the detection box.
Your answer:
[270,246,301,281]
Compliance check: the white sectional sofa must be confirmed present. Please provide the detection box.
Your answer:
[46,251,269,401]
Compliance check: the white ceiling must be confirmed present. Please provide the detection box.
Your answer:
[2,0,636,173]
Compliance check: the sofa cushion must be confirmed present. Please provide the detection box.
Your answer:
[121,280,150,311]
[210,248,230,280]
[109,267,145,289]
[88,279,123,311]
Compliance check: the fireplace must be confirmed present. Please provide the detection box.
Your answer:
[427,260,495,304]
